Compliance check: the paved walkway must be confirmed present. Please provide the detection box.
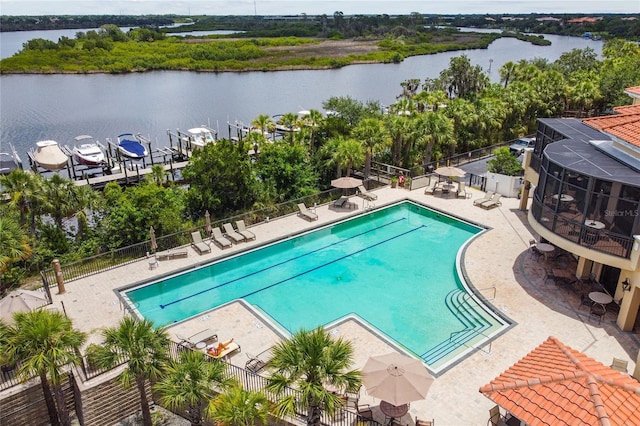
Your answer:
[47,185,640,426]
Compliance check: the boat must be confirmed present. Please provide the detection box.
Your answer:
[117,133,148,160]
[30,140,69,171]
[72,135,105,167]
[185,127,216,149]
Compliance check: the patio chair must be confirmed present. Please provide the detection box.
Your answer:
[223,222,246,244]
[211,227,232,249]
[416,417,435,426]
[589,304,606,324]
[473,191,495,206]
[206,339,241,359]
[235,220,256,241]
[297,203,318,221]
[610,357,629,373]
[176,329,218,348]
[488,405,508,426]
[191,231,212,255]
[480,193,502,209]
[456,181,469,199]
[424,182,437,195]
[358,185,378,201]
[356,404,374,423]
[333,196,349,208]
[578,293,592,311]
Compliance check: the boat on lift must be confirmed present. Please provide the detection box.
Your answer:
[117,133,148,160]
[72,135,105,167]
[30,140,69,171]
[185,127,216,149]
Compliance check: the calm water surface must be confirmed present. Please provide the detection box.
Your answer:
[0,31,602,159]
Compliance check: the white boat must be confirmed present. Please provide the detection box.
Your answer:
[186,127,216,149]
[31,140,69,171]
[117,133,148,160]
[72,135,105,167]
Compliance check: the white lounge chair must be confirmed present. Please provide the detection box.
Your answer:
[176,328,218,348]
[235,220,256,241]
[480,193,502,209]
[457,181,469,198]
[357,185,377,201]
[191,231,212,254]
[212,227,232,249]
[297,203,318,221]
[223,222,246,243]
[473,191,495,206]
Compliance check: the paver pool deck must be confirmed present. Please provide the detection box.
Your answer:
[48,185,640,426]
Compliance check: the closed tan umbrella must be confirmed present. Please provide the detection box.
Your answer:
[0,289,48,324]
[149,226,158,251]
[204,210,212,236]
[362,352,434,406]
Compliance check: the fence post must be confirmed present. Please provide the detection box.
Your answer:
[52,259,66,294]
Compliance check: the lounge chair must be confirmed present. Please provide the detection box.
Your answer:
[298,203,318,221]
[176,328,218,348]
[473,191,494,206]
[223,222,246,243]
[488,405,508,426]
[415,418,435,426]
[191,231,212,254]
[205,339,241,359]
[235,220,256,241]
[212,227,232,249]
[480,193,502,209]
[357,185,377,201]
[333,196,349,208]
[424,183,436,195]
[245,346,272,373]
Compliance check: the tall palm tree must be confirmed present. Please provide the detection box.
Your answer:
[279,112,299,145]
[251,114,276,136]
[352,117,391,178]
[266,327,361,426]
[208,383,271,426]
[154,349,235,426]
[41,174,80,229]
[1,310,86,426]
[92,317,169,426]
[415,112,455,166]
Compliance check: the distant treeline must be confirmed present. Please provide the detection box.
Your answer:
[1,13,638,40]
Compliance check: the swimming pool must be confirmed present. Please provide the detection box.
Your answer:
[124,201,510,373]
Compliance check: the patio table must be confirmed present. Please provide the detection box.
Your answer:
[589,291,613,306]
[380,400,409,424]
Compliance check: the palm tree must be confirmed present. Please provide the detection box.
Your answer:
[279,112,299,145]
[1,309,86,426]
[415,112,455,166]
[208,383,271,426]
[266,327,361,426]
[92,317,169,426]
[0,213,32,292]
[41,174,80,229]
[251,114,275,136]
[154,349,235,426]
[0,169,44,231]
[332,137,365,177]
[352,118,391,178]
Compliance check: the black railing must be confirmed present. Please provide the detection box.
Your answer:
[532,199,633,258]
[41,189,343,288]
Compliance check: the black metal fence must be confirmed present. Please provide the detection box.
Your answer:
[40,188,343,289]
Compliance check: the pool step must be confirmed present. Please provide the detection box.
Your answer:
[420,290,493,365]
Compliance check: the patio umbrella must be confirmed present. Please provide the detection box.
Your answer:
[362,352,434,406]
[149,226,158,251]
[434,166,466,178]
[204,210,212,236]
[331,176,362,189]
[0,289,48,323]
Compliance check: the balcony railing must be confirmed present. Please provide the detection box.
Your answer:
[532,198,633,258]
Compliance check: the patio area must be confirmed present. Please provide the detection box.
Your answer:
[41,185,640,425]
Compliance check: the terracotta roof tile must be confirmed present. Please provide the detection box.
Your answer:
[583,106,640,148]
[624,86,640,96]
[479,336,640,426]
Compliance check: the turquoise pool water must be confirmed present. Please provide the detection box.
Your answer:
[125,202,508,372]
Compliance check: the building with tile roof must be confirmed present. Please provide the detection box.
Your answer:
[623,86,640,105]
[479,336,640,426]
[518,87,640,332]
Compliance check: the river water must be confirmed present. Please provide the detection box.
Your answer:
[0,30,602,160]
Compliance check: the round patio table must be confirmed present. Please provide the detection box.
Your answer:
[536,243,555,261]
[380,400,409,422]
[589,291,613,305]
